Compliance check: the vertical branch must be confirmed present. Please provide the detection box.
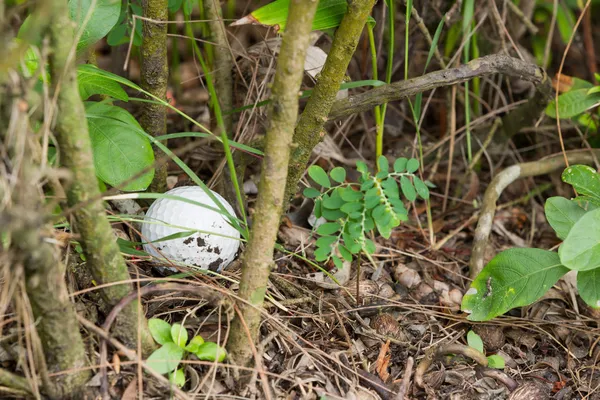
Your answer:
[227,0,319,367]
[47,0,155,355]
[283,0,377,209]
[141,0,169,193]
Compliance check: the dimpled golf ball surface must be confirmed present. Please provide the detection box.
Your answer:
[142,186,240,270]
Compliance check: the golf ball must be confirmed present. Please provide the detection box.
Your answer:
[142,186,240,271]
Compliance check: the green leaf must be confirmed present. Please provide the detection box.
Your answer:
[240,0,375,32]
[322,191,344,209]
[314,199,322,218]
[308,165,331,188]
[78,64,128,101]
[577,269,600,308]
[413,177,430,200]
[106,23,128,46]
[330,167,346,183]
[184,336,205,353]
[400,176,416,202]
[303,187,321,199]
[170,324,188,348]
[545,89,600,119]
[322,207,345,220]
[147,343,185,374]
[68,0,121,52]
[461,248,569,321]
[486,355,505,369]
[169,368,186,387]
[377,155,389,173]
[316,235,337,249]
[562,165,600,204]
[559,208,600,271]
[340,202,362,214]
[317,222,341,235]
[314,246,331,261]
[544,197,586,240]
[194,342,227,362]
[364,238,376,254]
[148,318,173,345]
[338,245,352,261]
[372,204,388,222]
[332,255,343,269]
[393,158,407,173]
[406,158,419,173]
[340,187,363,202]
[467,331,484,353]
[85,102,154,191]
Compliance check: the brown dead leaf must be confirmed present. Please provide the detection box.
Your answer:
[375,339,391,382]
[112,352,121,374]
[121,379,137,400]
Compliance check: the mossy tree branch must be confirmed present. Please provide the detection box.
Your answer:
[284,0,376,208]
[226,0,319,368]
[141,0,169,193]
[1,80,89,399]
[48,0,155,355]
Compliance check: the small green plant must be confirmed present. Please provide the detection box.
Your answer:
[147,318,227,387]
[466,331,505,369]
[304,156,430,268]
[462,164,600,321]
[545,74,600,132]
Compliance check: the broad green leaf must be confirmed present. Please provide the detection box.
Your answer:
[237,0,375,32]
[78,64,128,101]
[314,246,331,261]
[338,245,352,261]
[85,102,154,191]
[322,191,344,209]
[406,158,419,173]
[340,201,362,214]
[308,165,331,188]
[377,156,389,173]
[146,343,185,374]
[303,187,321,199]
[106,23,128,46]
[171,324,188,348]
[148,318,173,345]
[316,235,337,249]
[461,248,569,321]
[545,89,600,119]
[184,336,205,353]
[577,269,600,308]
[317,222,341,235]
[194,342,227,362]
[332,255,343,269]
[486,355,505,369]
[393,158,408,173]
[330,167,346,183]
[169,368,186,387]
[467,331,484,353]
[69,0,121,52]
[400,176,416,202]
[559,208,600,271]
[544,197,586,240]
[322,204,346,220]
[340,187,363,202]
[413,177,430,200]
[562,165,600,204]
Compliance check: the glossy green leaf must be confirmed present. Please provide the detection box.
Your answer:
[544,197,586,240]
[184,335,205,353]
[330,167,346,183]
[577,269,600,308]
[85,102,154,191]
[169,368,186,387]
[240,0,375,32]
[147,343,185,374]
[561,165,600,204]
[148,318,173,345]
[406,158,419,173]
[413,177,430,200]
[400,176,416,202]
[545,89,600,119]
[559,208,600,271]
[194,342,227,362]
[171,324,188,348]
[461,248,569,321]
[308,165,331,188]
[68,0,121,52]
[303,187,321,199]
[78,64,128,101]
[317,222,341,235]
[467,331,484,353]
[486,355,505,369]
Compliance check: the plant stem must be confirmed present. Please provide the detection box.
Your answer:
[141,0,169,193]
[48,0,155,355]
[284,0,377,209]
[227,0,319,368]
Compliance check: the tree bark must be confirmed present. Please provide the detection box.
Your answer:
[48,0,155,355]
[227,0,319,368]
[141,0,169,193]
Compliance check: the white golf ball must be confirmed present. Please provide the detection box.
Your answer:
[142,186,240,271]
